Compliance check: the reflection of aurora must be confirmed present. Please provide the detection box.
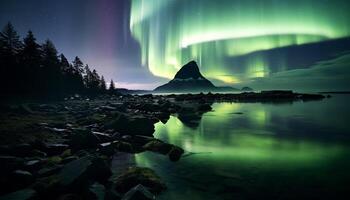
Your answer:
[130,0,350,84]
[137,103,346,165]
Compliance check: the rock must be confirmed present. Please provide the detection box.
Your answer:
[36,165,63,177]
[89,182,105,200]
[99,105,117,111]
[104,188,122,200]
[45,143,70,156]
[98,142,116,157]
[0,156,24,173]
[57,193,81,200]
[142,140,173,155]
[24,159,44,171]
[31,150,47,158]
[0,145,10,155]
[88,156,113,185]
[132,135,155,146]
[0,189,36,200]
[112,141,134,153]
[197,104,212,112]
[92,132,113,143]
[46,156,63,165]
[57,155,112,189]
[121,184,155,200]
[11,144,35,157]
[168,147,184,162]
[69,130,101,151]
[104,113,155,136]
[6,170,35,192]
[57,156,92,189]
[60,149,72,158]
[114,167,166,194]
[61,156,78,164]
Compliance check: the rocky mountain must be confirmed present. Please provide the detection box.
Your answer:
[154,61,240,93]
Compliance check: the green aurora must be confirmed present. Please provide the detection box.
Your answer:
[130,0,350,87]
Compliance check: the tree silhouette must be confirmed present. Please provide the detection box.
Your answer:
[100,76,107,91]
[109,79,116,93]
[0,22,111,98]
[0,22,23,94]
[0,22,22,56]
[21,30,42,94]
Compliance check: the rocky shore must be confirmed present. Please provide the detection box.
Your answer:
[0,91,325,199]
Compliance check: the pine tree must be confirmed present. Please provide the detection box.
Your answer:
[100,76,107,91]
[0,22,23,94]
[109,79,115,92]
[0,22,22,56]
[83,64,92,89]
[91,69,100,92]
[72,56,84,74]
[59,54,70,73]
[21,30,42,93]
[42,39,61,94]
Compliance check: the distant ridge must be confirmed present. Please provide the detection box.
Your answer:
[154,61,244,93]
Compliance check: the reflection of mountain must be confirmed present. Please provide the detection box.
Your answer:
[154,61,239,93]
[176,103,213,128]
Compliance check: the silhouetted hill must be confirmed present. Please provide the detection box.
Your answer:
[154,61,240,93]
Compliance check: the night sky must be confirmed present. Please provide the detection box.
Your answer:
[1,0,350,91]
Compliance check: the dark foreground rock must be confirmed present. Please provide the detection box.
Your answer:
[121,184,155,200]
[114,167,166,194]
[0,189,36,200]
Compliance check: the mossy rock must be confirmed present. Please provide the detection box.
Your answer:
[113,167,166,194]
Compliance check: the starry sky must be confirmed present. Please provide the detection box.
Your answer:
[1,0,350,91]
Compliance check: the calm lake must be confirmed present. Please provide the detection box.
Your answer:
[118,94,350,199]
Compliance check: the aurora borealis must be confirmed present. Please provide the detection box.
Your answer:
[1,0,350,90]
[130,0,350,89]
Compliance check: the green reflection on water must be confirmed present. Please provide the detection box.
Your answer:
[134,101,350,199]
[140,102,348,166]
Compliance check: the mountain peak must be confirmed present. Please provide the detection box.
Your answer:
[174,60,205,80]
[154,60,242,93]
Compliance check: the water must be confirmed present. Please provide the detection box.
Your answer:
[132,95,350,199]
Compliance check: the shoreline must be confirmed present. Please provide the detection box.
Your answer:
[0,91,326,199]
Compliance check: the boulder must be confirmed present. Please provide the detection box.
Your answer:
[11,144,35,157]
[104,113,155,136]
[168,147,184,162]
[1,170,35,194]
[61,156,78,164]
[57,155,112,189]
[121,184,155,200]
[0,189,36,200]
[92,132,113,143]
[69,130,101,151]
[36,165,63,177]
[112,141,134,153]
[24,159,45,171]
[142,140,173,155]
[0,156,24,173]
[89,182,105,200]
[98,142,116,157]
[114,167,166,194]
[44,143,70,156]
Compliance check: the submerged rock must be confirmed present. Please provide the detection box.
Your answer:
[114,167,166,194]
[142,140,173,155]
[168,147,184,162]
[121,184,155,200]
